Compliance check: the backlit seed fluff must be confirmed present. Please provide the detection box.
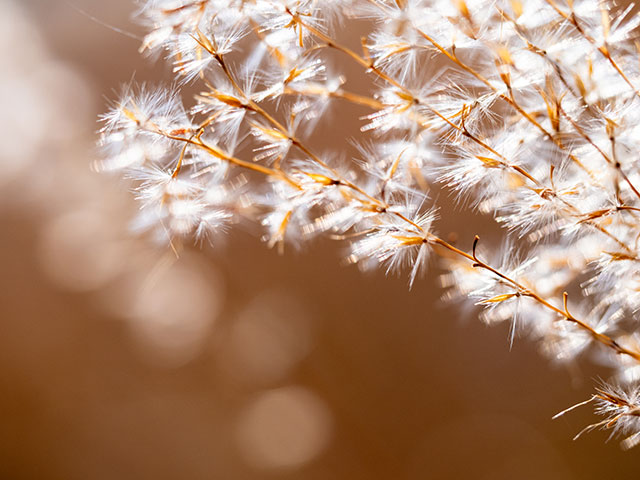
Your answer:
[101,0,640,449]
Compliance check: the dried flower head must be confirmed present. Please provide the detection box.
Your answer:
[100,0,640,448]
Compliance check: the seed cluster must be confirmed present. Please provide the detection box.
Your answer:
[100,0,640,448]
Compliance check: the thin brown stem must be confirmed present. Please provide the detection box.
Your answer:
[431,235,640,363]
[283,86,386,110]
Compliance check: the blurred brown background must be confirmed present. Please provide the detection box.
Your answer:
[1,0,638,478]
